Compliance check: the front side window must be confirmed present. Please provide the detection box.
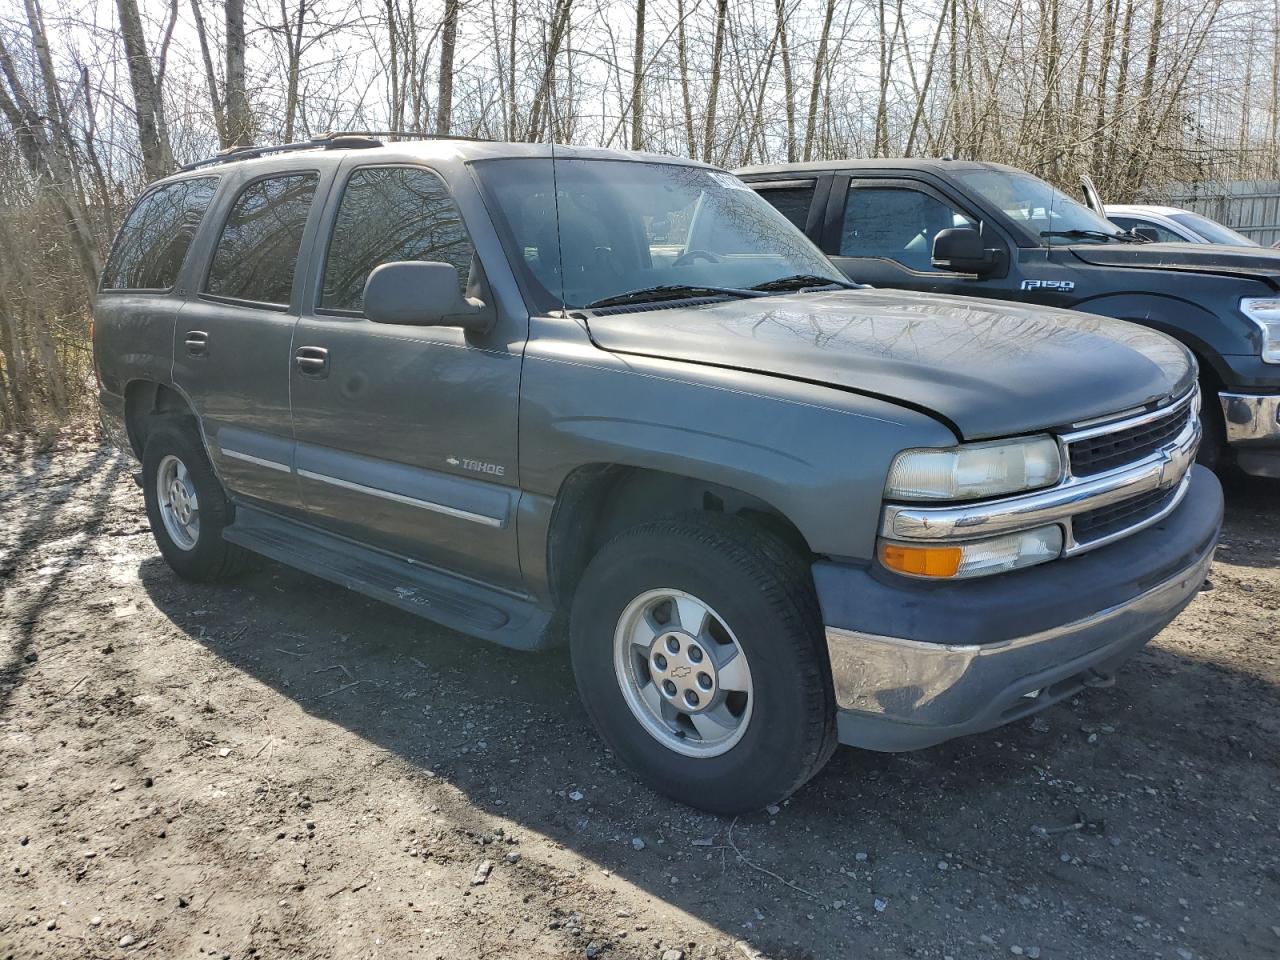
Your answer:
[322,167,473,312]
[102,177,219,290]
[474,158,842,312]
[839,187,975,271]
[205,172,319,305]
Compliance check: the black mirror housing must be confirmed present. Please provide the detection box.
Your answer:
[1133,227,1160,242]
[932,227,998,275]
[363,261,493,332]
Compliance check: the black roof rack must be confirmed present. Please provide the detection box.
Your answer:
[178,131,491,172]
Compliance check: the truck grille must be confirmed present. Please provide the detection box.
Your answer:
[1068,400,1194,477]
[1071,486,1180,545]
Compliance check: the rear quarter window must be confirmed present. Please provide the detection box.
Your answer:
[101,177,219,291]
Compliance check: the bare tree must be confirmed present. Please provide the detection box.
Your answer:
[226,0,251,144]
[436,0,460,134]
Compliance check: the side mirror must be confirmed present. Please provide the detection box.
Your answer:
[363,261,493,332]
[932,227,998,275]
[1133,227,1160,242]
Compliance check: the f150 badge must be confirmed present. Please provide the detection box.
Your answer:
[1021,279,1075,292]
[447,456,506,477]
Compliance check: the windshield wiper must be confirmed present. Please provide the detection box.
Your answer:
[749,274,860,292]
[584,284,762,309]
[1040,229,1139,244]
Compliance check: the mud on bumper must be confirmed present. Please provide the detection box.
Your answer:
[814,465,1223,752]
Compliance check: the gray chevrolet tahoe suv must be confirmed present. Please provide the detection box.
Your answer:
[94,135,1223,815]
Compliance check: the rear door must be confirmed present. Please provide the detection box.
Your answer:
[749,177,829,238]
[174,169,327,510]
[288,160,524,588]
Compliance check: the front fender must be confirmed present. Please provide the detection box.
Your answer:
[518,320,957,563]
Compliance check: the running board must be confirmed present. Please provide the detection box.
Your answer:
[223,506,554,651]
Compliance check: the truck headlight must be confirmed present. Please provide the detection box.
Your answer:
[1240,297,1280,363]
[884,435,1063,501]
[880,525,1064,579]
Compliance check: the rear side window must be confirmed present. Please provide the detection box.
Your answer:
[205,172,319,305]
[756,185,815,231]
[102,177,219,291]
[321,166,473,312]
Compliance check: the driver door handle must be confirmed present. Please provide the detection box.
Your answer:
[295,346,329,378]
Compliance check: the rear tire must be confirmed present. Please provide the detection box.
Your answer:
[569,513,837,815]
[142,418,255,581]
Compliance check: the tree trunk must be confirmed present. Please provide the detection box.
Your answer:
[436,0,459,134]
[873,0,891,155]
[676,0,695,158]
[629,0,645,150]
[775,0,796,162]
[190,0,228,147]
[225,0,252,145]
[116,0,174,180]
[702,0,728,163]
[807,0,837,160]
[283,0,307,141]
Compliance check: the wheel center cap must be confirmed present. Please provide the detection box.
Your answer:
[649,631,717,712]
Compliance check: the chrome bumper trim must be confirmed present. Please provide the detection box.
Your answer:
[881,412,1200,556]
[1220,392,1280,444]
[825,540,1214,733]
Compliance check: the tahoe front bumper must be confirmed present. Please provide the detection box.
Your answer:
[1220,391,1280,478]
[815,464,1222,752]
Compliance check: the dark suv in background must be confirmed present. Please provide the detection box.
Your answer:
[740,159,1280,479]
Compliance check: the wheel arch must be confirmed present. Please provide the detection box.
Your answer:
[544,463,813,613]
[123,379,197,459]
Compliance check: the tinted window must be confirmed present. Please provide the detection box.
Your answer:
[322,167,473,311]
[840,187,975,271]
[757,185,815,230]
[102,178,219,290]
[206,173,319,305]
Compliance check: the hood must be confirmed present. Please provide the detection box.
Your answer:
[585,289,1195,441]
[1070,242,1280,285]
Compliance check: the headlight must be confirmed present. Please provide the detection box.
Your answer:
[1240,297,1280,363]
[885,435,1063,501]
[880,525,1063,579]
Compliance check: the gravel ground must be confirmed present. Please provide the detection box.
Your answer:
[1,435,1278,960]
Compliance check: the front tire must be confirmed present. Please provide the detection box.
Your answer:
[142,419,254,581]
[569,514,837,815]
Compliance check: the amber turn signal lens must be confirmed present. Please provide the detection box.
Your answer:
[880,542,963,578]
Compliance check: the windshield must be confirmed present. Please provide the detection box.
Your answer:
[1169,211,1258,246]
[473,158,845,312]
[952,168,1127,245]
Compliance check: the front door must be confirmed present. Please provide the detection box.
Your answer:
[174,169,326,509]
[288,161,523,588]
[826,177,1010,297]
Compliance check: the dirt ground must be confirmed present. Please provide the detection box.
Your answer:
[1,435,1278,960]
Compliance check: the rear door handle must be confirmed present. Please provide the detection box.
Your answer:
[184,330,209,357]
[295,346,329,377]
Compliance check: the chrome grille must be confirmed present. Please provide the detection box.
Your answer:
[1068,401,1193,477]
[1071,486,1180,545]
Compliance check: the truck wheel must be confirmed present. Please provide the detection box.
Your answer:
[569,514,837,815]
[1196,393,1228,473]
[142,419,254,581]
